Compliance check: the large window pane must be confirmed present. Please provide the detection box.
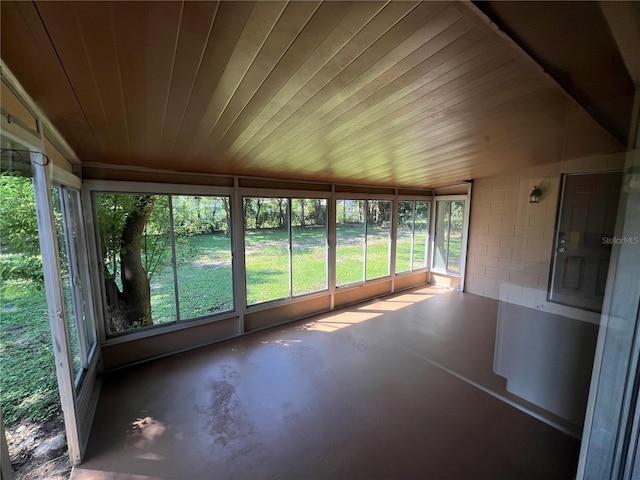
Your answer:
[412,201,430,271]
[291,199,327,296]
[51,186,81,380]
[172,195,233,319]
[244,197,290,305]
[434,201,450,271]
[366,200,391,280]
[96,194,176,334]
[448,201,464,273]
[434,200,464,274]
[396,201,414,274]
[336,200,365,285]
[396,200,431,273]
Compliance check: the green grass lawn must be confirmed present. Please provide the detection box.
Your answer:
[0,279,59,425]
[150,225,399,311]
[150,233,234,321]
[0,221,434,425]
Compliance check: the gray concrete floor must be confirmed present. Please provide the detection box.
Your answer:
[71,286,581,479]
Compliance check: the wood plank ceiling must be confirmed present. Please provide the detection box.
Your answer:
[0,1,625,188]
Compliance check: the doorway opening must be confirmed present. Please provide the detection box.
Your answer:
[0,155,71,479]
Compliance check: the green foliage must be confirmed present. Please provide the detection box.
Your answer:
[96,193,171,283]
[0,175,42,283]
[0,175,58,424]
[336,199,364,224]
[0,280,59,425]
[172,195,230,236]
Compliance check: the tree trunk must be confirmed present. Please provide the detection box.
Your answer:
[222,197,231,237]
[119,195,156,328]
[255,199,263,229]
[278,199,285,229]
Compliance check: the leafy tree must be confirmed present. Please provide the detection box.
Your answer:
[0,175,42,283]
[97,194,170,332]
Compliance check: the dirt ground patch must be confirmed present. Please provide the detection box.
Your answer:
[6,413,71,480]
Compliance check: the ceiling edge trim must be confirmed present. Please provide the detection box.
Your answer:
[1,60,81,164]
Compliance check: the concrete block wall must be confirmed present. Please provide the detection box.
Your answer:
[465,153,625,323]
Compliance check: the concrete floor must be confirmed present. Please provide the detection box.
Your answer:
[71,286,581,479]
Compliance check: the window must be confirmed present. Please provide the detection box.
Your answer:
[95,193,233,335]
[336,199,391,285]
[365,200,392,280]
[396,201,430,273]
[336,200,365,285]
[52,186,96,384]
[172,195,233,319]
[433,200,465,274]
[244,197,328,306]
[244,197,290,305]
[291,199,328,296]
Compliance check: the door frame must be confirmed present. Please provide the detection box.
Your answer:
[548,170,623,312]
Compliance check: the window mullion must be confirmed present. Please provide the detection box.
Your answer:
[168,195,181,322]
[288,198,293,299]
[445,202,452,273]
[410,202,416,271]
[363,200,368,282]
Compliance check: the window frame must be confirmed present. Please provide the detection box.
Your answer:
[85,181,238,341]
[334,195,396,287]
[431,194,470,288]
[51,183,98,387]
[395,199,431,275]
[242,194,330,307]
[85,182,436,341]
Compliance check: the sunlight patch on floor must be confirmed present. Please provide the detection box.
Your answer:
[127,416,167,457]
[306,311,382,332]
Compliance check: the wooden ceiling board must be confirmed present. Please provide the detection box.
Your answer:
[293,42,508,151]
[269,54,527,167]
[171,1,256,156]
[373,88,566,164]
[225,1,391,160]
[390,97,569,166]
[239,13,484,165]
[309,61,531,162]
[194,1,323,158]
[225,1,423,164]
[0,2,98,159]
[159,1,220,153]
[74,2,131,154]
[289,91,567,186]
[325,69,551,158]
[145,1,183,158]
[204,1,362,162]
[34,2,114,159]
[229,2,457,166]
[1,1,626,188]
[111,2,149,157]
[183,1,288,159]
